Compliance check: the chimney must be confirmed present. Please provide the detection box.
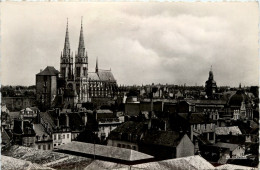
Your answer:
[56,118,59,127]
[66,114,69,127]
[21,120,24,132]
[84,113,88,126]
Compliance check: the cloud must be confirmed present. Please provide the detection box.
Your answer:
[1,2,258,87]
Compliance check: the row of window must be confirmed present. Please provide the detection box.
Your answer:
[193,123,214,131]
[53,133,70,140]
[38,144,51,150]
[117,143,137,150]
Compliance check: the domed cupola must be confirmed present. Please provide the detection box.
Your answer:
[228,86,249,107]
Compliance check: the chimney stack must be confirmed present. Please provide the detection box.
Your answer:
[56,118,59,127]
[84,113,88,126]
[66,114,69,127]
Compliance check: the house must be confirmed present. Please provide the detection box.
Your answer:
[33,124,53,150]
[13,119,36,147]
[107,121,147,151]
[213,142,245,158]
[176,112,216,143]
[95,109,123,142]
[139,131,194,160]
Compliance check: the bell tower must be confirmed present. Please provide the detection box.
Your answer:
[75,17,88,102]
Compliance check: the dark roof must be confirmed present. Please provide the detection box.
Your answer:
[228,90,250,106]
[108,121,147,141]
[97,70,116,82]
[141,131,183,147]
[36,66,59,76]
[59,113,84,131]
[213,142,240,151]
[178,113,215,124]
[2,129,11,143]
[40,112,56,129]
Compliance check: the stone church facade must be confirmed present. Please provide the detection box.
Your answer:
[36,19,117,109]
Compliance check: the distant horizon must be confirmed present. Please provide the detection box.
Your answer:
[1,2,259,87]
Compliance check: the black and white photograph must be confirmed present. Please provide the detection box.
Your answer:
[0,2,259,170]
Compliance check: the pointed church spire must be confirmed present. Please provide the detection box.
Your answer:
[63,18,70,58]
[78,16,85,58]
[95,57,99,73]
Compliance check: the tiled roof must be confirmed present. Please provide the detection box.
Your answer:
[97,70,116,82]
[55,141,153,161]
[85,160,128,170]
[88,72,100,81]
[108,121,147,141]
[216,164,258,170]
[1,155,54,170]
[59,113,84,131]
[36,66,59,76]
[178,113,215,124]
[2,145,91,169]
[33,124,48,137]
[213,142,240,151]
[40,112,56,129]
[131,155,215,170]
[142,131,183,147]
[215,126,242,135]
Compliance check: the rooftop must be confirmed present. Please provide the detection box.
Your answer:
[213,142,240,151]
[55,141,154,161]
[36,66,59,76]
[215,126,242,136]
[1,155,54,170]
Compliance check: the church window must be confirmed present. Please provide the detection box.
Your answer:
[62,68,66,78]
[76,67,80,77]
[83,67,87,76]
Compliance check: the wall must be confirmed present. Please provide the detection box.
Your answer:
[107,139,138,150]
[176,134,194,158]
[52,132,71,148]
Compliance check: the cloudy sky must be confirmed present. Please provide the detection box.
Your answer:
[1,2,259,87]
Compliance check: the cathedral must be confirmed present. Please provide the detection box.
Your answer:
[36,19,118,109]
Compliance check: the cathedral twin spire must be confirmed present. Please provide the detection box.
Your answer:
[62,17,87,60]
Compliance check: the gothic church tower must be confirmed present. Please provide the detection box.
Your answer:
[60,19,74,83]
[75,18,88,102]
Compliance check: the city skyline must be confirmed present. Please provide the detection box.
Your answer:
[1,2,259,87]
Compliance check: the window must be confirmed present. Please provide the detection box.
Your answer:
[83,67,87,76]
[54,144,56,146]
[67,134,69,139]
[43,145,46,150]
[38,145,41,149]
[209,132,214,140]
[132,146,136,150]
[117,144,121,147]
[48,144,51,150]
[63,134,65,139]
[58,134,61,140]
[122,144,125,148]
[54,134,56,140]
[62,67,66,78]
[76,67,80,77]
